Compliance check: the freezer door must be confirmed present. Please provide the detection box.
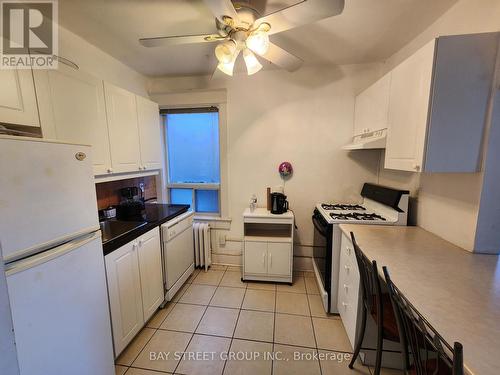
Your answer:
[5,232,114,375]
[0,137,99,262]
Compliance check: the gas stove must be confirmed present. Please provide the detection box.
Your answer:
[316,183,409,226]
[311,183,410,314]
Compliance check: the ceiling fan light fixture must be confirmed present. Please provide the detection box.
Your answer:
[246,30,270,56]
[215,40,237,64]
[243,48,262,75]
[217,49,240,76]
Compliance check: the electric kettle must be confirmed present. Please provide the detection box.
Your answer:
[270,192,289,214]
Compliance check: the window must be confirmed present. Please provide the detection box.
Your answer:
[163,107,220,214]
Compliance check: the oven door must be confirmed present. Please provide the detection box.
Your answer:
[312,210,332,308]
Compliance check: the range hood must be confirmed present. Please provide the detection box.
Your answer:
[342,129,386,150]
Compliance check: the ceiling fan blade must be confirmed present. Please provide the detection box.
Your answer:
[255,0,345,35]
[203,0,240,24]
[259,42,303,72]
[139,34,223,48]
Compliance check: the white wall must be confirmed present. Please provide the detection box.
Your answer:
[58,25,148,96]
[378,0,500,251]
[150,64,382,268]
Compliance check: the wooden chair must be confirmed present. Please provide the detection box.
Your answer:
[349,232,401,375]
[382,266,464,375]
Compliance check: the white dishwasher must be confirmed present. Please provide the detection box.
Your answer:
[161,210,195,301]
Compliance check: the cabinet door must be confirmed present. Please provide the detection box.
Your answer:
[34,65,112,175]
[137,228,164,322]
[136,95,163,170]
[267,242,292,277]
[103,82,141,173]
[105,241,143,357]
[384,40,435,172]
[354,72,391,136]
[244,241,268,275]
[0,69,40,127]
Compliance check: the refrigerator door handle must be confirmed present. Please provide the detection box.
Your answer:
[5,231,101,276]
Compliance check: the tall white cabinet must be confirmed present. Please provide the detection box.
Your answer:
[34,65,112,175]
[385,32,499,172]
[353,72,391,136]
[0,69,40,128]
[105,227,163,357]
[103,82,142,174]
[136,95,163,171]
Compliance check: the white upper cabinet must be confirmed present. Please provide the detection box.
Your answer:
[354,72,391,136]
[0,69,40,128]
[385,32,499,172]
[136,95,163,171]
[34,64,112,175]
[385,40,434,172]
[103,82,142,173]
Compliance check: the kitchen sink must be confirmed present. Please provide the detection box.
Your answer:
[99,220,147,245]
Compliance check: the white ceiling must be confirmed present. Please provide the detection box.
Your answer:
[58,0,458,77]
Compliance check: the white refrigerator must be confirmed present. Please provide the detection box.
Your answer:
[0,136,114,375]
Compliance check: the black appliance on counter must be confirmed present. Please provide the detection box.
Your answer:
[116,186,145,220]
[270,192,289,214]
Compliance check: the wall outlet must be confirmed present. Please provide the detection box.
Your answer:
[219,234,226,246]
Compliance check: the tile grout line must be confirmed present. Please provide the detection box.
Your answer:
[220,270,248,375]
[271,279,277,375]
[122,267,197,372]
[305,275,323,375]
[171,265,227,375]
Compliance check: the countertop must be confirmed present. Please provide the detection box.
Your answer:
[339,224,500,375]
[102,203,190,256]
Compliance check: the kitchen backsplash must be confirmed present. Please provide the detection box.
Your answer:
[95,176,157,210]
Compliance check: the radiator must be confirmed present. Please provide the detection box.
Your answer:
[193,223,211,271]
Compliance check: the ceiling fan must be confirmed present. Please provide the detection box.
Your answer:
[139,0,345,76]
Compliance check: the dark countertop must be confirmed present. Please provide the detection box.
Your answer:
[102,203,190,256]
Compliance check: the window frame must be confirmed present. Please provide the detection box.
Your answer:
[162,105,226,217]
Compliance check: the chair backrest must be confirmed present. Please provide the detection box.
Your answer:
[382,266,464,375]
[350,232,383,319]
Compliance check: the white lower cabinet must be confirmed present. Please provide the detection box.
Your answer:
[267,242,292,276]
[244,241,268,275]
[338,232,360,349]
[137,228,164,322]
[244,240,292,279]
[105,227,163,357]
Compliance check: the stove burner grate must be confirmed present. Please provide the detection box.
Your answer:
[329,212,386,221]
[321,204,366,211]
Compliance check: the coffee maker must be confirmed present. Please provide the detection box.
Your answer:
[270,192,289,214]
[116,186,145,220]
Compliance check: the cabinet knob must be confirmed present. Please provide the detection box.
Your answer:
[262,252,266,265]
[414,165,421,171]
[107,168,113,173]
[344,283,348,292]
[269,253,272,267]
[344,265,350,273]
[346,247,351,255]
[138,239,144,246]
[143,166,147,170]
[342,302,348,308]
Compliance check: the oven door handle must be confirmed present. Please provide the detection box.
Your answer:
[312,216,328,237]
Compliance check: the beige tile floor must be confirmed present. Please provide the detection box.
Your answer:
[115,266,381,375]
